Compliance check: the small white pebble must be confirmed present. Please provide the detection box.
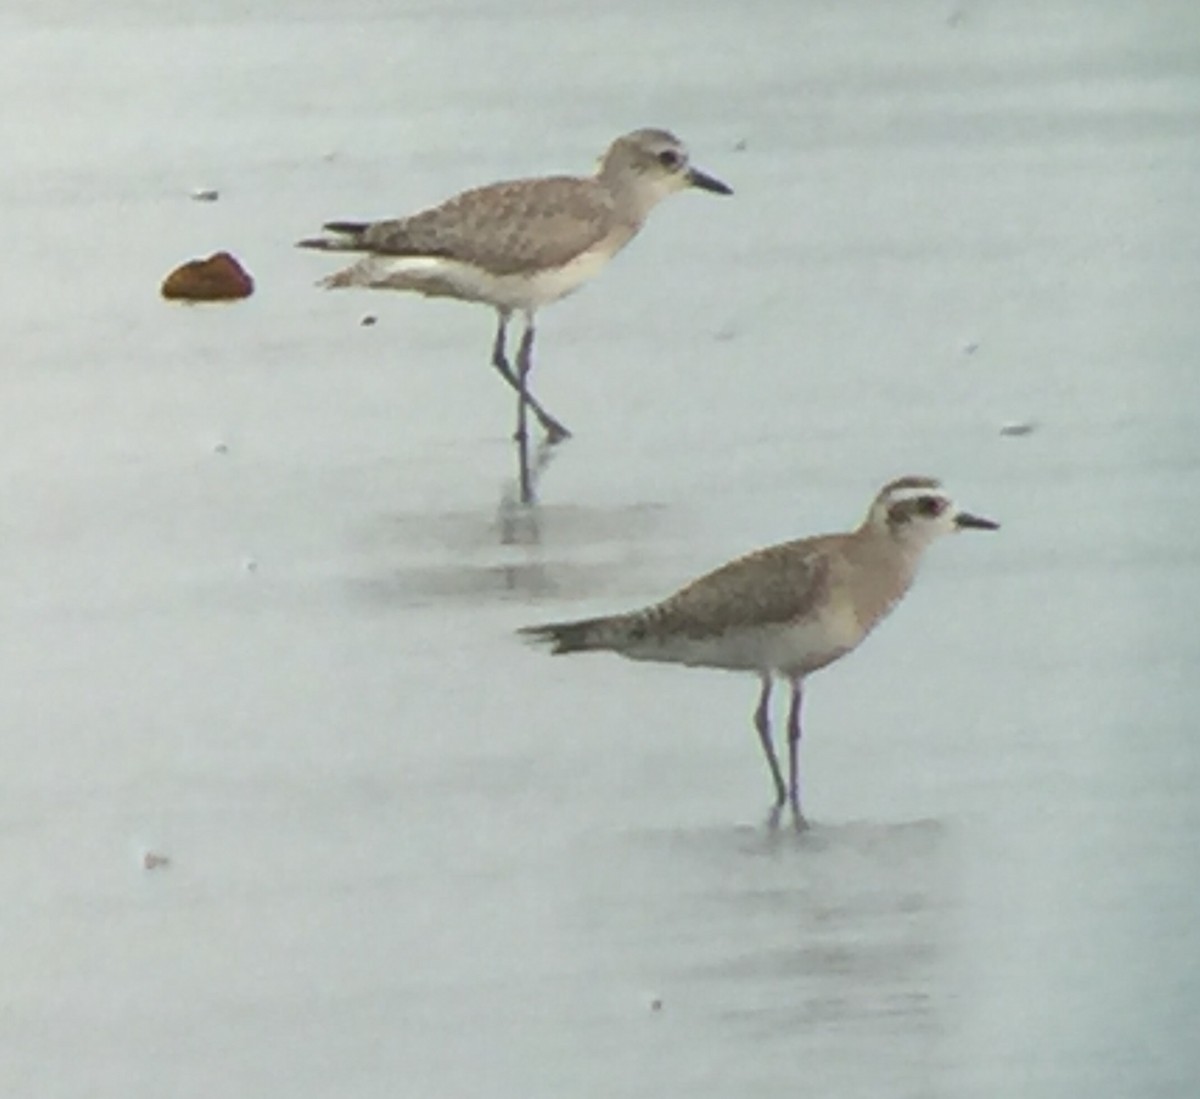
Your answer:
[190,188,219,202]
[1000,421,1036,437]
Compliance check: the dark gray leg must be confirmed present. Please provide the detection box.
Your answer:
[786,678,809,830]
[515,321,534,504]
[489,311,571,443]
[754,675,787,826]
[490,310,513,389]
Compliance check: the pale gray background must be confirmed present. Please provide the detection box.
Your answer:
[2,1,1198,1095]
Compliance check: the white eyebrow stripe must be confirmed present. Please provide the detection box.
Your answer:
[885,486,951,506]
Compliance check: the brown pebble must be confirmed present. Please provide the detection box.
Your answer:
[143,851,170,870]
[161,251,254,301]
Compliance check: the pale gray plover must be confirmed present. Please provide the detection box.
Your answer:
[521,477,999,827]
[297,129,732,459]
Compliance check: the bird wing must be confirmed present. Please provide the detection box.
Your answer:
[353,177,616,276]
[637,538,839,641]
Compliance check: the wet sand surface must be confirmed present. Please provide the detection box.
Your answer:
[2,1,1199,1095]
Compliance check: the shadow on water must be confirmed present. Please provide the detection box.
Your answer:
[712,819,950,1037]
[347,481,680,607]
[576,816,954,1063]
[616,814,947,860]
[495,436,573,548]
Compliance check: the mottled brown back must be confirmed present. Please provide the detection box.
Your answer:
[631,538,839,641]
[354,177,618,275]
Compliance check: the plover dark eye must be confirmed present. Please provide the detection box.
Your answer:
[917,495,944,516]
[657,149,682,169]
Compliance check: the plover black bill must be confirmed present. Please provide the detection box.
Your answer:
[520,477,998,828]
[297,128,731,495]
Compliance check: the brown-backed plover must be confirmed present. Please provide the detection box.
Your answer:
[520,477,999,827]
[298,129,731,493]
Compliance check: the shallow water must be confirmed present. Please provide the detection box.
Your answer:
[2,1,1199,1095]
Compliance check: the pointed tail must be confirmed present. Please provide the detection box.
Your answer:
[518,612,640,655]
[295,221,371,251]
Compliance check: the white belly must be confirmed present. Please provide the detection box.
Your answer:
[623,610,864,677]
[339,243,617,311]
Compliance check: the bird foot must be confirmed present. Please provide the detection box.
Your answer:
[766,803,810,833]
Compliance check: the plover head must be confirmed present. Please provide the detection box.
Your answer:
[598,129,733,209]
[867,476,1000,548]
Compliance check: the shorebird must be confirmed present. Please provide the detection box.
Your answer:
[297,128,731,495]
[520,477,998,827]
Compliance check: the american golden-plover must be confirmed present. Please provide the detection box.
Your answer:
[298,129,731,498]
[521,477,999,827]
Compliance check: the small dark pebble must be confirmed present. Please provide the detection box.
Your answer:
[361,315,378,327]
